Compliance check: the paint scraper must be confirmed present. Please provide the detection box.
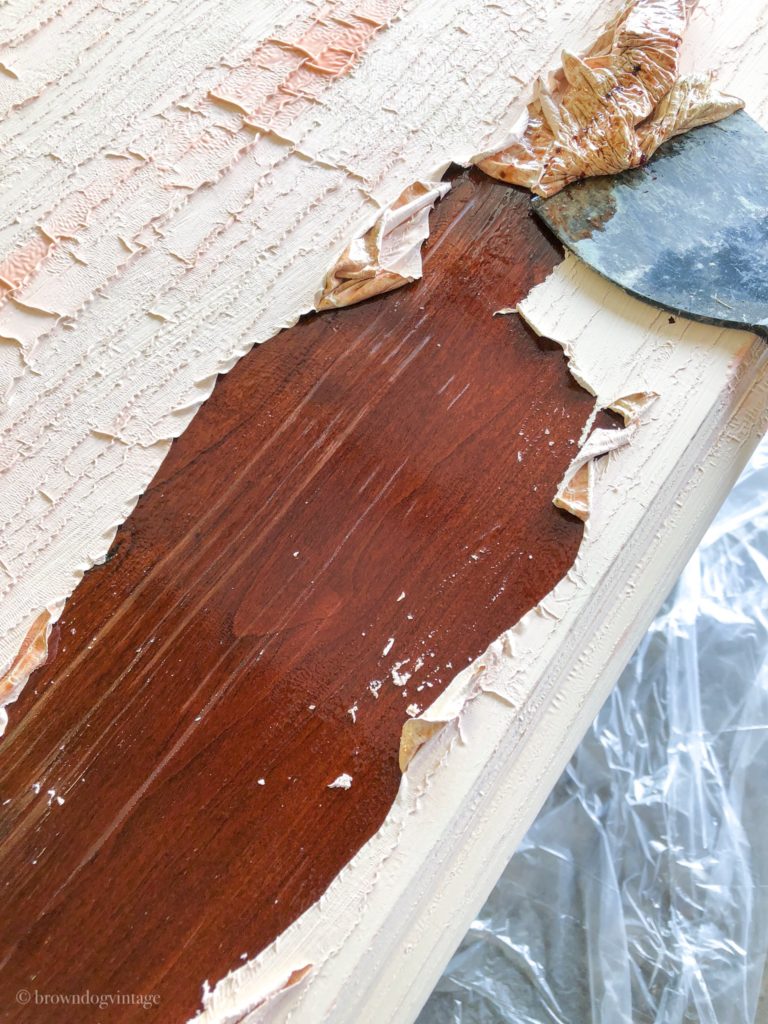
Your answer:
[532,110,768,339]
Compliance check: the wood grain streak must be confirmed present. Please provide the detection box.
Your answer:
[0,170,601,1022]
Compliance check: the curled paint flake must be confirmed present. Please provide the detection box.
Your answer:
[479,0,742,197]
[636,72,742,156]
[399,718,447,772]
[0,610,51,734]
[327,773,353,790]
[316,181,450,310]
[555,392,659,521]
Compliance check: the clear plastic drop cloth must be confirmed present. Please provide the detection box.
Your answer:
[419,436,768,1024]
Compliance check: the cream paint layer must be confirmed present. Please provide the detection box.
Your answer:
[193,1,768,1020]
[0,0,624,729]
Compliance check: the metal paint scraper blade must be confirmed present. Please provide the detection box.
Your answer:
[532,110,768,339]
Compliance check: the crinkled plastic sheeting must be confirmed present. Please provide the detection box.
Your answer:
[420,437,768,1024]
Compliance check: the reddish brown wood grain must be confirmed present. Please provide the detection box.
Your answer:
[0,169,600,1022]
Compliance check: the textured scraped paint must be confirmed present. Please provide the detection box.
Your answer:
[0,0,624,730]
[193,1,768,1020]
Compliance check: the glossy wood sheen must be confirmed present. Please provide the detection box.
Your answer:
[0,170,601,1021]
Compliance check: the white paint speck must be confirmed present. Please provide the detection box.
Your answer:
[292,550,299,557]
[406,704,421,717]
[396,591,406,602]
[391,660,411,687]
[369,680,382,699]
[32,782,41,794]
[308,704,316,710]
[382,637,395,657]
[257,778,265,786]
[347,704,358,724]
[328,773,353,790]
[240,953,248,961]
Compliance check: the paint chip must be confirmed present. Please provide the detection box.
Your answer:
[327,774,353,790]
[382,637,395,657]
[391,660,411,687]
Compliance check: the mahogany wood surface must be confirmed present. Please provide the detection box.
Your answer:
[0,169,604,1021]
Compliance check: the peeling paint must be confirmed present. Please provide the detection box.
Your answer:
[193,0,768,991]
[3,0,766,1017]
[478,0,742,196]
[316,181,450,310]
[0,0,624,731]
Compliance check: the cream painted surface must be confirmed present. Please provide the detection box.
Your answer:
[0,0,622,729]
[192,1,768,1020]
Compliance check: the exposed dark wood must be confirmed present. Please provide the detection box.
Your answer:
[0,169,600,1021]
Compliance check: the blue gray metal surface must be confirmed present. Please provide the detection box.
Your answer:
[534,112,768,339]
